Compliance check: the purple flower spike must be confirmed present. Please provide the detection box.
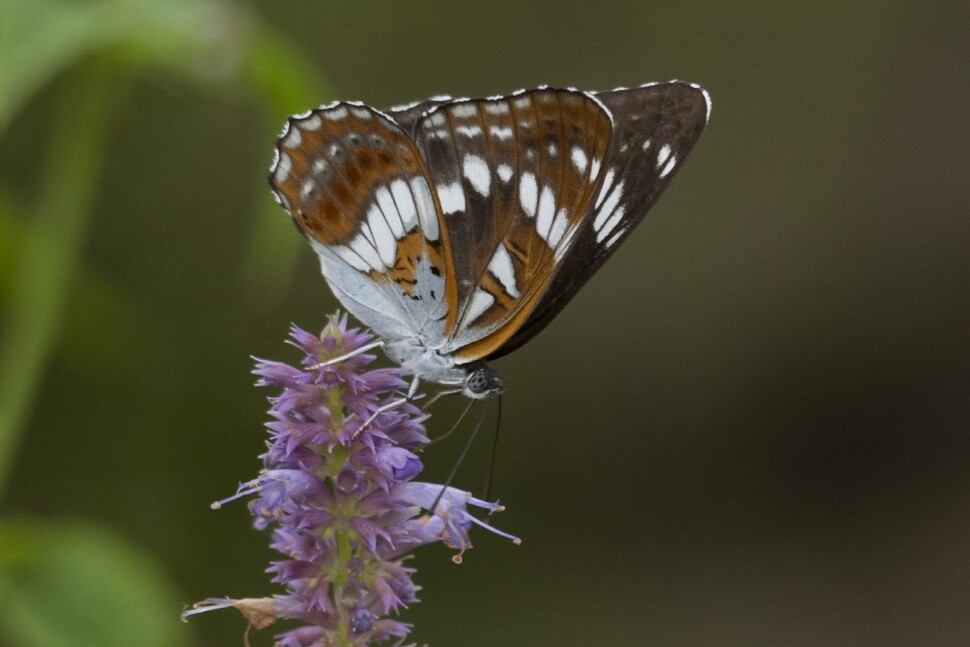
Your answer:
[184,314,518,646]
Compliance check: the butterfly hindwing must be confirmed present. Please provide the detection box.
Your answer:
[487,81,711,359]
[269,103,457,343]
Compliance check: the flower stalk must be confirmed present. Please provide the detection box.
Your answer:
[184,315,518,646]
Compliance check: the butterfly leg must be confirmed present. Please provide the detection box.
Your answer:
[352,375,423,439]
[421,388,462,411]
[308,339,384,370]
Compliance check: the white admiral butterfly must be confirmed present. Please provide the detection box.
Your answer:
[270,81,710,406]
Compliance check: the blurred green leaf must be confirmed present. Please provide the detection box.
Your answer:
[0,0,249,132]
[0,192,21,305]
[2,0,334,318]
[0,62,112,495]
[0,518,190,647]
[0,190,181,387]
[0,0,336,490]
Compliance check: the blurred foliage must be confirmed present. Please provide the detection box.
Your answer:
[0,518,184,647]
[0,0,330,644]
[0,0,968,646]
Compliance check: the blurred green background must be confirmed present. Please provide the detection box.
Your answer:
[1,1,968,646]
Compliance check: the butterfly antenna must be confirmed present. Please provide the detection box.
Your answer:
[482,394,502,505]
[427,398,492,515]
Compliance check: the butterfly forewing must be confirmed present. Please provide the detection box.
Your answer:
[487,82,711,359]
[413,89,613,360]
[269,104,458,343]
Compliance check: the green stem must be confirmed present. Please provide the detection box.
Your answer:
[0,60,114,498]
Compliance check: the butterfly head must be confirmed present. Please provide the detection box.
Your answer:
[463,364,504,399]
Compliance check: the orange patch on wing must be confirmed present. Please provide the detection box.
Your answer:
[384,231,446,295]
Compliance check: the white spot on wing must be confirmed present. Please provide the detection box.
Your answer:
[513,97,531,110]
[465,289,495,322]
[274,152,292,182]
[411,177,439,240]
[283,126,302,148]
[596,205,625,242]
[595,169,616,209]
[485,102,510,115]
[462,155,491,197]
[456,125,483,137]
[391,179,417,230]
[594,181,624,232]
[348,232,383,270]
[438,181,466,215]
[489,126,513,140]
[328,106,349,120]
[301,114,322,131]
[554,242,570,262]
[536,186,556,239]
[547,208,569,248]
[656,144,672,169]
[488,245,519,298]
[519,172,538,217]
[658,153,678,179]
[329,242,370,272]
[300,179,316,201]
[604,226,626,249]
[367,204,397,266]
[571,146,588,174]
[497,164,514,183]
[451,103,477,118]
[375,187,403,237]
[350,107,372,120]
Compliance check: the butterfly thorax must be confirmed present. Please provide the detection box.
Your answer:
[383,338,503,399]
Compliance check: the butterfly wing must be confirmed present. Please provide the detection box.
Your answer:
[385,95,454,133]
[270,83,710,367]
[411,89,614,362]
[486,81,711,359]
[269,103,458,344]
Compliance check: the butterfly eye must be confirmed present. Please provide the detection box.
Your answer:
[464,366,504,399]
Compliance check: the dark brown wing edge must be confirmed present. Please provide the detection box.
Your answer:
[485,81,712,360]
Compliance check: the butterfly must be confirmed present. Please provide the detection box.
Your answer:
[269,81,710,411]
